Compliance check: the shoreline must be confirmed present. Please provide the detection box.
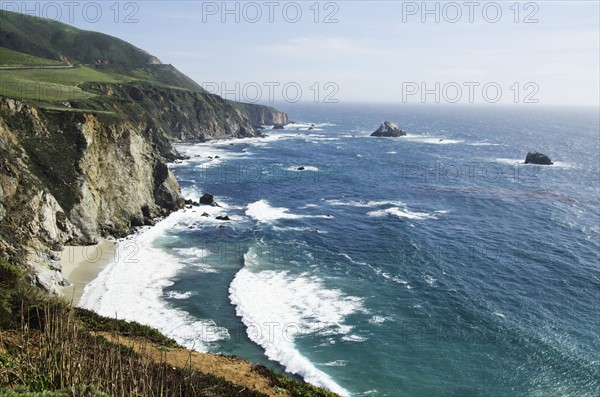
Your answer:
[56,133,273,306]
[59,239,117,305]
[54,134,346,396]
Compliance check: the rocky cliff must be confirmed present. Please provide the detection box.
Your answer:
[82,82,289,142]
[0,84,288,293]
[233,102,290,128]
[0,97,185,292]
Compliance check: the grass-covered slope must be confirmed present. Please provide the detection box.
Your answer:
[0,47,64,67]
[0,10,287,130]
[0,10,203,91]
[0,65,120,102]
[0,10,155,65]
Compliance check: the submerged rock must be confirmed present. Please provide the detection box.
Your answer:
[370,121,407,137]
[525,151,553,165]
[273,123,286,130]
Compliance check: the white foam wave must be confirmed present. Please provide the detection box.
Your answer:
[306,136,339,141]
[301,204,320,209]
[78,211,230,351]
[304,133,339,140]
[340,253,367,267]
[551,161,576,169]
[368,315,391,325]
[341,334,367,342]
[469,142,501,146]
[245,200,304,222]
[404,135,463,145]
[180,186,201,200]
[229,249,361,395]
[246,200,331,223]
[326,199,406,208]
[285,122,337,130]
[165,291,194,300]
[424,275,438,286]
[272,226,326,234]
[367,207,438,220]
[176,144,255,169]
[392,276,409,286]
[496,158,529,165]
[171,247,218,273]
[362,390,379,396]
[175,134,299,163]
[321,360,348,367]
[191,263,219,273]
[172,247,211,258]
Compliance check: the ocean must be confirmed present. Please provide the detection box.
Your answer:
[79,103,599,397]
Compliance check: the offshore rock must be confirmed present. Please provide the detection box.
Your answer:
[370,121,407,137]
[525,151,553,165]
[200,193,214,205]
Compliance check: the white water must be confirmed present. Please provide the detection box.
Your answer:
[367,207,439,220]
[246,199,332,223]
[229,248,363,396]
[78,211,230,351]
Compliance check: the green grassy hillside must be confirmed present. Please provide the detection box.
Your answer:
[0,10,204,93]
[0,10,157,66]
[0,47,64,67]
[0,65,123,102]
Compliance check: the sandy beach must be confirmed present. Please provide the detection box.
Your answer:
[59,239,117,305]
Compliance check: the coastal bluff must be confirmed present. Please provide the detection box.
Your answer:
[0,8,289,296]
[0,93,287,293]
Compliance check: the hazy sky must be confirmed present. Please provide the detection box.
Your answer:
[3,1,599,106]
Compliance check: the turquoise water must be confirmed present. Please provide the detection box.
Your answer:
[81,104,599,396]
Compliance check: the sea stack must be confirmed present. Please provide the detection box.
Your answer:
[525,151,553,165]
[371,121,407,137]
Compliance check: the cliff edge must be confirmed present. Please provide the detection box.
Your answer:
[0,97,184,292]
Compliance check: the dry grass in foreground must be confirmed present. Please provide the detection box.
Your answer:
[0,261,340,396]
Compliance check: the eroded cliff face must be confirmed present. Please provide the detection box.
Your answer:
[232,102,290,127]
[0,97,184,292]
[82,82,289,142]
